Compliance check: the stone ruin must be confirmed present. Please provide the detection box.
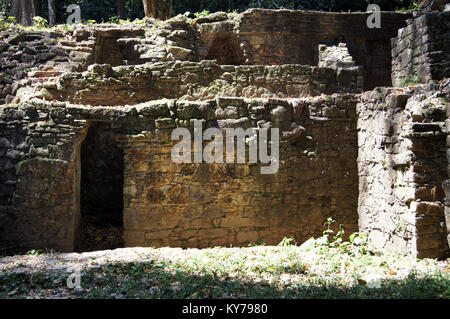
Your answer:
[0,9,449,259]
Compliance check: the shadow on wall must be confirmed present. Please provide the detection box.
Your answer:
[95,35,125,66]
[92,29,145,67]
[205,34,244,65]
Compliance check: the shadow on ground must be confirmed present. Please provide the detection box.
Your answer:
[0,257,449,299]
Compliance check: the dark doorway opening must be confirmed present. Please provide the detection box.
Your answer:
[77,122,124,251]
[205,34,243,65]
[94,35,125,67]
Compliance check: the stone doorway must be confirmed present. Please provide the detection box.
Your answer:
[77,122,125,251]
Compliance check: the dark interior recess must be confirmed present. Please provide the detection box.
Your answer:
[77,122,124,251]
[94,35,125,66]
[205,34,244,65]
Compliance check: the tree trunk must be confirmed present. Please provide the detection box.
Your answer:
[142,0,150,17]
[118,0,126,19]
[9,0,38,26]
[34,0,41,16]
[48,0,56,26]
[142,0,173,20]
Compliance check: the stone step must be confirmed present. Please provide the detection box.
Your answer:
[29,70,64,78]
[57,45,93,53]
[140,51,166,60]
[77,42,95,48]
[117,38,143,46]
[40,81,58,89]
[74,46,93,53]
[58,40,78,47]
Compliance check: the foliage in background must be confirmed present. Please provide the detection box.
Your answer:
[0,0,11,17]
[0,15,14,29]
[0,0,420,23]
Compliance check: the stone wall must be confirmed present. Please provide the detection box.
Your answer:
[0,94,359,252]
[444,87,450,251]
[0,29,93,105]
[1,9,449,258]
[40,61,361,106]
[391,12,450,86]
[1,10,410,107]
[418,0,450,12]
[389,8,450,255]
[357,87,449,258]
[0,102,88,252]
[233,9,411,90]
[118,95,359,248]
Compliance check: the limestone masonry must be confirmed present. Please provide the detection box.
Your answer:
[0,9,449,258]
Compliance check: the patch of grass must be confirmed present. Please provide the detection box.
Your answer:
[0,219,448,299]
[1,252,447,299]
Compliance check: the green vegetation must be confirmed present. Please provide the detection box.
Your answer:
[25,249,45,256]
[0,15,15,28]
[0,218,448,299]
[0,245,448,299]
[1,0,423,25]
[32,15,48,28]
[193,10,210,19]
[399,75,422,87]
[310,217,371,257]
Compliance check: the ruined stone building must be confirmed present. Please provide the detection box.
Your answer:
[0,8,449,258]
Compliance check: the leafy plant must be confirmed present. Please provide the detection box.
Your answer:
[194,10,210,19]
[0,16,16,30]
[409,0,421,11]
[278,237,295,247]
[316,217,343,247]
[313,217,371,256]
[348,232,369,256]
[108,16,121,23]
[26,249,44,256]
[248,239,265,247]
[33,16,48,29]
[0,0,11,18]
[438,97,447,104]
